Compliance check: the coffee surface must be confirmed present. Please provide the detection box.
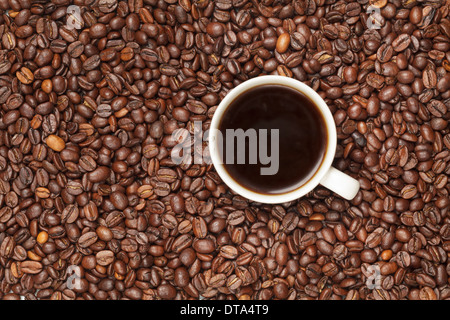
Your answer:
[219,84,327,194]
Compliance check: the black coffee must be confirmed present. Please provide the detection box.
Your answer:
[218,84,327,195]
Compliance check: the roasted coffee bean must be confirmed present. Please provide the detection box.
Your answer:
[20,261,43,274]
[66,181,84,196]
[276,33,290,53]
[46,135,65,152]
[0,236,15,258]
[192,217,208,239]
[88,166,111,183]
[16,67,34,84]
[67,41,85,58]
[78,232,98,248]
[193,239,215,254]
[392,34,411,52]
[79,155,97,172]
[96,250,115,266]
[61,204,79,224]
[0,61,12,75]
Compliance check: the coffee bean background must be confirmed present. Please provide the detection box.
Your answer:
[0,0,449,300]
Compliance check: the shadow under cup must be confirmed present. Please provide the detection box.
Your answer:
[215,83,329,196]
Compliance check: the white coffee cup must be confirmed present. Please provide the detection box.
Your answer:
[209,75,360,203]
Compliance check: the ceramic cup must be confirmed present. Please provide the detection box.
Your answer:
[209,75,360,203]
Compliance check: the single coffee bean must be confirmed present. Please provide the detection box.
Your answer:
[46,135,65,152]
[61,204,79,224]
[78,232,98,248]
[88,166,111,183]
[401,185,418,199]
[20,261,43,274]
[68,41,85,58]
[96,250,115,266]
[206,22,225,37]
[276,33,290,53]
[0,236,15,258]
[193,239,215,254]
[16,67,34,84]
[35,187,51,198]
[392,34,411,52]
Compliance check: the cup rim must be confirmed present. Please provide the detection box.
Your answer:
[209,75,337,204]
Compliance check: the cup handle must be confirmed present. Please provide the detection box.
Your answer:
[319,167,360,200]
